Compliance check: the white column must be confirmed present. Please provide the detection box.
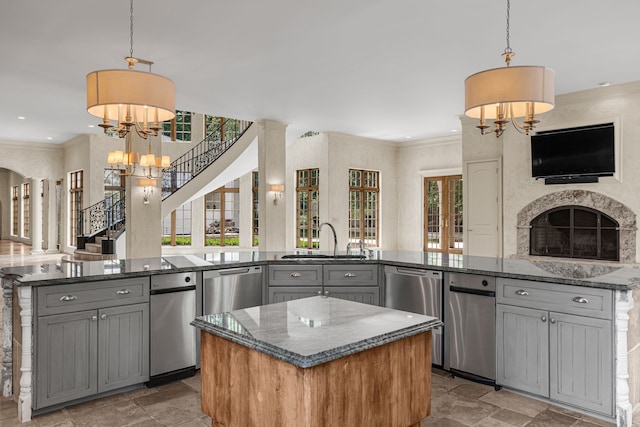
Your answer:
[239,172,253,249]
[45,179,59,253]
[257,120,287,252]
[30,178,43,254]
[616,289,634,427]
[17,286,32,422]
[126,133,162,259]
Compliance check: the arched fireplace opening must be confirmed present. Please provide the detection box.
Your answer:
[529,206,619,261]
[516,190,636,263]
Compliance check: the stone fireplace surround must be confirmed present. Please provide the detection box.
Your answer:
[516,190,637,264]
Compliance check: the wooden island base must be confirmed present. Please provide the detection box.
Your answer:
[200,330,432,427]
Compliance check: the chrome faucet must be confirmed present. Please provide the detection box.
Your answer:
[359,239,364,254]
[319,222,338,257]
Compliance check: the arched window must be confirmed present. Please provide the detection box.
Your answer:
[530,206,618,261]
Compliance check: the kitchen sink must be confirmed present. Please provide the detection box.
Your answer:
[280,254,367,260]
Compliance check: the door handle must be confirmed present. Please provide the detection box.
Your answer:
[541,316,547,322]
[550,318,556,324]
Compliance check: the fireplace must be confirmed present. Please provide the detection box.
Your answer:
[517,190,636,263]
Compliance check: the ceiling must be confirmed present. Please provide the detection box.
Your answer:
[1,0,639,145]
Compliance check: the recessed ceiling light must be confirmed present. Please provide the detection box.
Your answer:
[88,125,95,128]
[451,129,458,133]
[17,116,26,120]
[46,137,53,140]
[598,82,611,87]
[405,136,412,139]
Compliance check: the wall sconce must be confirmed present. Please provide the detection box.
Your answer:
[269,184,284,205]
[139,178,156,205]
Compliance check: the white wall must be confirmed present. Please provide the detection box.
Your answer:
[396,136,462,250]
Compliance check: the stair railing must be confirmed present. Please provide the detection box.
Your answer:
[77,189,126,239]
[162,118,253,199]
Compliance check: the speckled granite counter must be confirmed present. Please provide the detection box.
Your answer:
[191,295,442,368]
[2,251,638,290]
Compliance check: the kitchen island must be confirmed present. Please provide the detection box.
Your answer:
[191,296,443,426]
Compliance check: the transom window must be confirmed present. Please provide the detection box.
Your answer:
[530,206,619,261]
[348,169,379,247]
[296,168,319,249]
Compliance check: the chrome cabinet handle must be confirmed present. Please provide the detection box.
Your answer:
[541,316,547,322]
[324,290,330,296]
[515,290,529,296]
[116,289,131,295]
[550,318,556,324]
[290,272,301,278]
[60,295,77,302]
[344,272,356,278]
[100,314,107,320]
[572,296,589,304]
[317,290,323,295]
[91,315,98,321]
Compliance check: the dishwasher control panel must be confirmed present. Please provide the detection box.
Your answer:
[151,272,197,291]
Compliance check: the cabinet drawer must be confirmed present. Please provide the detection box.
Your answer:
[323,264,378,287]
[497,278,612,320]
[37,277,150,316]
[268,265,323,286]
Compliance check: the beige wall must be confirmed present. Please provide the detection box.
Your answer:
[462,81,640,263]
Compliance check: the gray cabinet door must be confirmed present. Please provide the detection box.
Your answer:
[549,312,613,416]
[496,304,548,396]
[268,286,323,304]
[36,310,98,409]
[98,303,149,393]
[324,286,380,306]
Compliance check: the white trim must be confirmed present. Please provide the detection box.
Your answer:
[419,167,462,178]
[615,289,634,427]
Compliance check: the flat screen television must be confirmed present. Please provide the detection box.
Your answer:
[531,123,615,179]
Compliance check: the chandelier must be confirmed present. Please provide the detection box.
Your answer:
[464,0,555,137]
[86,0,175,140]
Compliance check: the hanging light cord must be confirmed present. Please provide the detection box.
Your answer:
[129,0,134,59]
[502,0,514,66]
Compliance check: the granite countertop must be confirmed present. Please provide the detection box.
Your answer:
[190,295,443,368]
[2,251,638,290]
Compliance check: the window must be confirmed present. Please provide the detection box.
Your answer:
[163,110,192,142]
[11,186,18,235]
[530,206,619,261]
[348,169,379,247]
[296,169,319,248]
[205,180,240,246]
[252,172,259,246]
[22,183,30,238]
[204,116,243,141]
[162,203,192,246]
[69,170,83,246]
[104,169,125,197]
[424,175,463,253]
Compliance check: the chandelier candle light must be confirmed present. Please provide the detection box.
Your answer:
[86,0,175,180]
[464,0,555,137]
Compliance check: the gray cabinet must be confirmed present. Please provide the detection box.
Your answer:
[267,264,379,305]
[496,278,613,416]
[35,278,150,410]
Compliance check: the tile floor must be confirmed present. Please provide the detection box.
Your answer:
[0,370,617,427]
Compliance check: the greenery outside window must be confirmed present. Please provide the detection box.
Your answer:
[296,169,319,248]
[205,180,240,246]
[162,203,192,246]
[424,175,463,253]
[348,169,379,247]
[163,110,192,142]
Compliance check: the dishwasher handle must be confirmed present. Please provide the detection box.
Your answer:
[393,267,442,278]
[449,285,495,298]
[211,266,262,277]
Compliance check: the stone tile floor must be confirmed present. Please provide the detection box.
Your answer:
[1,369,618,427]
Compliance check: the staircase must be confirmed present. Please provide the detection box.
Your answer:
[73,118,255,259]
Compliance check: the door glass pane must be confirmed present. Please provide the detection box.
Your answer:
[426,180,442,250]
[448,178,463,250]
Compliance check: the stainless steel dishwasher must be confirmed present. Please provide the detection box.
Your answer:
[203,266,263,314]
[446,272,499,389]
[384,266,443,366]
[148,271,201,387]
